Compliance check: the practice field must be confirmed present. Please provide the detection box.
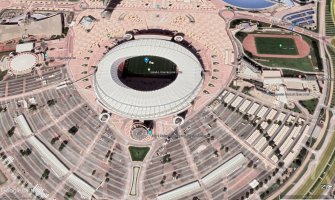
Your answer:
[255,37,298,55]
[122,56,177,77]
[243,34,310,59]
[241,33,321,72]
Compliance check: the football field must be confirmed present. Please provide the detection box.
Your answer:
[255,37,298,55]
[123,56,177,77]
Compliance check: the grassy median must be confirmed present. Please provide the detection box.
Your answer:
[129,146,150,161]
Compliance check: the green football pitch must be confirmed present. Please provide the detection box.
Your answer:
[255,37,298,55]
[123,56,177,77]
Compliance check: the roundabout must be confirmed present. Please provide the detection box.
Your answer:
[94,39,204,120]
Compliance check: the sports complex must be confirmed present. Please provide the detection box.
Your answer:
[223,0,276,10]
[243,34,310,58]
[240,32,321,72]
[0,0,332,199]
[94,38,204,119]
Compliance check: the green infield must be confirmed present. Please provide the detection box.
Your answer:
[123,56,177,78]
[255,37,298,55]
[129,146,150,161]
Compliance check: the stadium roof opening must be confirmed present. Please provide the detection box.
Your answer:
[94,39,204,119]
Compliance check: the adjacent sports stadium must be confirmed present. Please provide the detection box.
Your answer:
[94,39,204,119]
[223,0,276,10]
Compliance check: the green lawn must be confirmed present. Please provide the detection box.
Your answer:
[0,170,7,185]
[255,37,298,55]
[295,131,335,198]
[299,98,319,114]
[128,146,150,161]
[123,56,177,78]
[285,104,301,113]
[0,51,11,60]
[256,57,314,72]
[313,151,335,196]
[0,70,7,81]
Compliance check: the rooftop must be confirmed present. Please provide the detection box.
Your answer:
[0,14,62,43]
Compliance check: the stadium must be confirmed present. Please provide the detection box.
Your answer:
[222,0,294,10]
[223,0,276,10]
[94,39,204,120]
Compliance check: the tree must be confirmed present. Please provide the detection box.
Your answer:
[246,191,250,198]
[26,148,31,155]
[269,140,275,146]
[29,104,38,111]
[59,140,68,151]
[20,148,32,156]
[250,188,254,194]
[294,158,301,166]
[7,126,15,137]
[51,136,60,145]
[65,188,77,200]
[162,154,171,164]
[68,126,79,135]
[41,169,50,180]
[47,99,57,107]
[247,161,253,168]
[276,178,281,184]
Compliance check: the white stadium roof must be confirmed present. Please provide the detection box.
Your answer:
[9,53,37,74]
[95,39,203,119]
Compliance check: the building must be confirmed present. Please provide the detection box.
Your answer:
[262,70,282,79]
[79,16,96,31]
[16,42,34,53]
[0,14,63,43]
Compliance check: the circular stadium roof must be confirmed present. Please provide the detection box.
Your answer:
[223,0,276,10]
[10,53,37,74]
[94,39,204,119]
